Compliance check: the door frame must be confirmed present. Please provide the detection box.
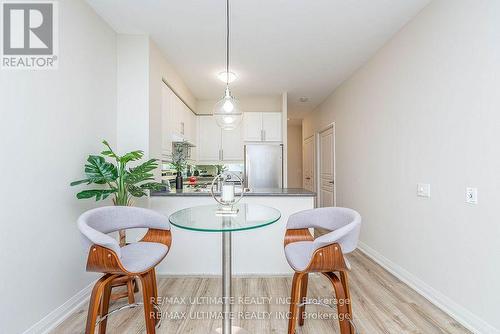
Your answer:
[316,122,336,207]
[302,134,316,196]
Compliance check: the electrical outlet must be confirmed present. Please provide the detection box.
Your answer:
[417,183,431,198]
[466,187,478,204]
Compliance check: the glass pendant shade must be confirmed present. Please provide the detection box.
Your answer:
[213,88,242,130]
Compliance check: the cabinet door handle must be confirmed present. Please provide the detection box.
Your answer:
[181,122,185,135]
[221,149,224,161]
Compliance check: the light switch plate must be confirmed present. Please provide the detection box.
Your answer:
[466,187,478,204]
[417,183,431,198]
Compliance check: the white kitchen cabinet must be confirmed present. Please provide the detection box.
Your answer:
[170,94,182,138]
[198,116,244,162]
[221,125,243,161]
[161,85,173,156]
[262,112,282,141]
[187,110,198,160]
[198,116,222,161]
[243,112,263,141]
[161,84,198,159]
[243,112,282,142]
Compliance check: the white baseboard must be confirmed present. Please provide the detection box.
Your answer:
[358,242,499,334]
[22,281,95,334]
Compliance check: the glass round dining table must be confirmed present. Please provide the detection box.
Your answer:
[169,203,281,334]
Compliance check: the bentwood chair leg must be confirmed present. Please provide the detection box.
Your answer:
[98,278,113,334]
[85,274,116,334]
[151,269,158,302]
[339,271,353,324]
[288,272,303,334]
[140,270,157,334]
[298,273,309,326]
[151,269,161,327]
[324,272,351,334]
[127,278,136,304]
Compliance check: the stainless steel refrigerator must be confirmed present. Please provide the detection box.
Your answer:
[244,144,283,189]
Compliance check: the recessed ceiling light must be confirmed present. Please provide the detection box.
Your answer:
[217,71,237,83]
[299,97,309,102]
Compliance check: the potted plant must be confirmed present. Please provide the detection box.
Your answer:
[70,140,164,245]
[171,143,188,190]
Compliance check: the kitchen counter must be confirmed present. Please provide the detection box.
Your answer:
[151,187,316,197]
[149,187,316,275]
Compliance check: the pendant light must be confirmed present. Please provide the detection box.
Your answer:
[213,0,242,130]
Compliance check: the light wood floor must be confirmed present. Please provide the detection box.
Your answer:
[53,250,470,334]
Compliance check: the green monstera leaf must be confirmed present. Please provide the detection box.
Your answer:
[76,189,117,201]
[70,155,117,186]
[71,140,164,204]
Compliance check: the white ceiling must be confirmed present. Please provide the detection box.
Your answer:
[87,0,430,118]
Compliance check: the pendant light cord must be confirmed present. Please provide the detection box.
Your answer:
[226,0,230,87]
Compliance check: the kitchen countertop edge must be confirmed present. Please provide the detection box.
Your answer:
[151,188,316,197]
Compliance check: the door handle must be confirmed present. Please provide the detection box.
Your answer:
[305,177,311,180]
[329,181,334,184]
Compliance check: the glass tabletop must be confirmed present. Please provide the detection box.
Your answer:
[168,204,281,232]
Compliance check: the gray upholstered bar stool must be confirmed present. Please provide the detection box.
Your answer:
[284,207,361,334]
[78,206,172,334]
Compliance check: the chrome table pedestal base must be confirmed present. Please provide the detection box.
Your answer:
[213,326,249,334]
[214,231,250,334]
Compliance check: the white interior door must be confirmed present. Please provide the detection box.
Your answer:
[302,136,315,192]
[319,126,335,207]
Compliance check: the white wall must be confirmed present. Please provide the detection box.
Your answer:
[0,1,117,333]
[303,0,500,332]
[287,124,303,188]
[116,35,149,155]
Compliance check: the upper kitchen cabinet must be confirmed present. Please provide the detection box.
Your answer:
[161,83,197,158]
[243,112,282,142]
[198,116,222,161]
[198,116,244,162]
[161,84,174,156]
[243,112,263,141]
[262,112,282,141]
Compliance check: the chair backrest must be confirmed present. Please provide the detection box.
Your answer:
[78,206,170,256]
[287,207,361,253]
